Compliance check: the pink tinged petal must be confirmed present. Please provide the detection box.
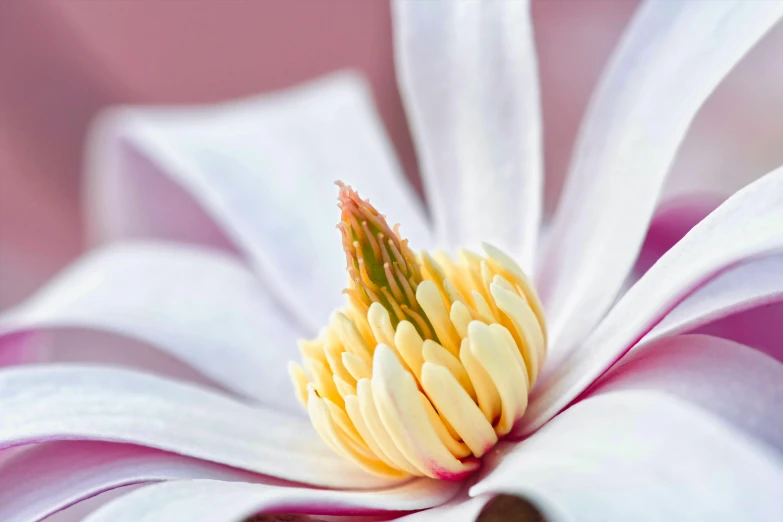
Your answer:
[40,487,142,522]
[526,167,783,434]
[82,478,460,522]
[85,73,432,332]
[697,303,783,363]
[0,441,284,522]
[537,0,783,367]
[390,495,491,522]
[636,195,723,276]
[0,364,400,489]
[0,242,303,413]
[588,334,783,453]
[642,254,783,346]
[473,392,783,522]
[0,332,40,367]
[393,0,543,271]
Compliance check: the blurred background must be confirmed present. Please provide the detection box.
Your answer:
[2,0,783,310]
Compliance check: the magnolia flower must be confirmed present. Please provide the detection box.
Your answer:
[2,0,783,520]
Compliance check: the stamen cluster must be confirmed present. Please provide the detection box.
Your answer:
[289,186,547,480]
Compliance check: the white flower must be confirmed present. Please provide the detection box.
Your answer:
[1,1,783,521]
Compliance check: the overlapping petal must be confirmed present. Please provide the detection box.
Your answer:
[527,167,783,433]
[538,0,783,367]
[474,392,783,522]
[393,0,542,270]
[636,195,723,276]
[697,303,783,363]
[393,496,491,522]
[0,441,279,522]
[642,254,783,348]
[82,478,459,522]
[85,73,432,332]
[0,364,403,489]
[0,242,302,412]
[589,335,783,452]
[479,335,783,520]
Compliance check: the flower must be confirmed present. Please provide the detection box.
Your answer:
[2,0,783,521]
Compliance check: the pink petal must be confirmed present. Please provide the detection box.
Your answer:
[0,364,399,489]
[85,73,432,333]
[82,478,459,522]
[0,441,282,522]
[537,1,783,368]
[635,201,783,362]
[635,194,723,276]
[0,333,40,367]
[642,254,783,348]
[696,302,783,363]
[40,487,141,522]
[525,167,783,434]
[393,0,542,270]
[0,242,303,413]
[589,334,783,453]
[473,391,783,522]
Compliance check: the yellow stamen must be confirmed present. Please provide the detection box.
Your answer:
[290,184,547,480]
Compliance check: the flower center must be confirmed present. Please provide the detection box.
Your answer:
[289,184,547,480]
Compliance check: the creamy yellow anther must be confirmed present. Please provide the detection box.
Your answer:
[460,338,501,423]
[334,375,357,398]
[422,339,475,399]
[357,378,421,475]
[289,184,547,480]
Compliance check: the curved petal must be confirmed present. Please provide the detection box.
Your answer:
[590,334,783,453]
[525,167,783,433]
[0,364,401,489]
[393,0,543,270]
[473,392,783,522]
[82,478,459,522]
[0,242,303,413]
[0,332,39,367]
[697,302,783,363]
[635,195,723,276]
[85,72,432,332]
[0,441,282,522]
[393,496,491,522]
[537,0,783,365]
[38,488,140,522]
[642,254,783,346]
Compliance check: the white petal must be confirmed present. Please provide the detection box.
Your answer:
[393,0,543,270]
[0,364,398,489]
[85,73,432,332]
[642,254,783,344]
[590,334,783,453]
[41,488,139,522]
[0,441,279,522]
[0,242,302,413]
[83,478,459,522]
[538,0,783,365]
[527,167,783,433]
[392,496,491,522]
[473,392,783,522]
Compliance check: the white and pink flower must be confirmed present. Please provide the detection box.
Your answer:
[1,1,783,521]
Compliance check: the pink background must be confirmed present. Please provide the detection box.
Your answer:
[2,0,782,309]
